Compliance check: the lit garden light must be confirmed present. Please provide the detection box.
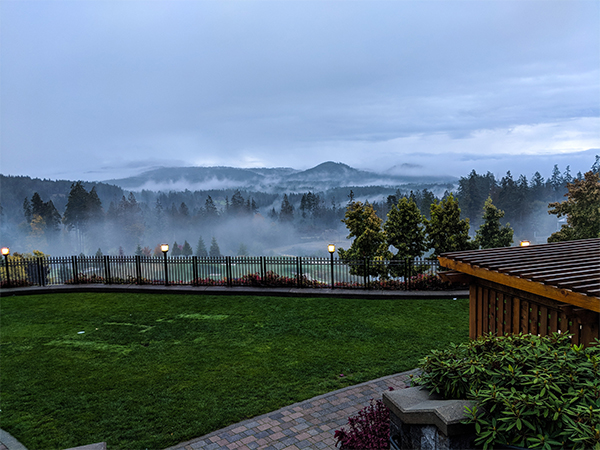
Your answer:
[1,247,10,288]
[328,244,335,289]
[161,244,169,286]
[520,240,531,247]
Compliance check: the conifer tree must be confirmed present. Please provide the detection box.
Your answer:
[237,243,249,256]
[425,194,474,256]
[474,198,514,249]
[209,237,222,257]
[196,237,208,257]
[171,241,182,256]
[548,171,600,242]
[181,240,193,256]
[384,197,426,260]
[279,194,294,222]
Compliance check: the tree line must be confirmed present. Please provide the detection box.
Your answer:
[4,157,599,256]
[337,168,600,277]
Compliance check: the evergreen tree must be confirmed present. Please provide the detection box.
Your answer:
[195,237,208,257]
[384,197,426,260]
[204,196,219,221]
[230,190,246,216]
[181,240,193,256]
[22,197,32,223]
[237,243,249,256]
[548,171,600,242]
[591,155,600,174]
[425,194,473,256]
[135,243,143,256]
[209,237,222,257]
[64,181,96,252]
[474,198,514,249]
[279,194,294,222]
[95,248,103,258]
[171,241,182,256]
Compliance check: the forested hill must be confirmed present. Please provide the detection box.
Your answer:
[104,161,456,192]
[0,175,125,218]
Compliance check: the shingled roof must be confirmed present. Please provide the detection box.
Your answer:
[438,238,600,313]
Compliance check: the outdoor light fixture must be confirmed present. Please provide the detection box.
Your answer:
[2,247,10,288]
[328,244,335,289]
[520,240,531,247]
[161,244,169,286]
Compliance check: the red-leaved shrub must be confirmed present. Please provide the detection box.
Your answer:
[334,399,390,449]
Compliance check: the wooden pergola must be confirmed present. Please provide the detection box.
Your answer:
[438,238,600,346]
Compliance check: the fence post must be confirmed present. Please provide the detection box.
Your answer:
[104,255,111,284]
[135,255,141,285]
[297,256,302,288]
[71,255,79,285]
[37,258,43,286]
[260,256,265,283]
[192,256,198,286]
[226,256,232,287]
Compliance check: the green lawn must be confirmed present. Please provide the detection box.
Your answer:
[0,292,469,449]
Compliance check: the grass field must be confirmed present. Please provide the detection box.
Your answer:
[0,292,469,449]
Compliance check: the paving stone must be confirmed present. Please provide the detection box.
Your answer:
[163,370,417,450]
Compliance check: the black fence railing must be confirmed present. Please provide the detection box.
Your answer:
[0,255,450,291]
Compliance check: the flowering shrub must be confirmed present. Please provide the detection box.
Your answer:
[334,399,390,449]
[236,271,325,288]
[193,277,226,286]
[0,278,32,288]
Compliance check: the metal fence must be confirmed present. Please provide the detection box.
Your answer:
[0,255,447,291]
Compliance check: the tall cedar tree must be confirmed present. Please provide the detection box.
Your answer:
[338,201,388,277]
[196,237,208,257]
[548,171,600,242]
[181,240,193,256]
[474,198,514,249]
[279,194,294,222]
[384,197,426,260]
[209,237,222,257]
[425,194,473,257]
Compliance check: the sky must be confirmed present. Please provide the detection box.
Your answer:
[1,0,599,182]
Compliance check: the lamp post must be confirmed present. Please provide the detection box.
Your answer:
[328,244,335,289]
[520,240,531,247]
[1,247,10,288]
[161,244,169,286]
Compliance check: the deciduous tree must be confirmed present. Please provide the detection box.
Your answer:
[338,201,388,276]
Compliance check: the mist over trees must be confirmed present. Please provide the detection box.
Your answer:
[1,157,598,256]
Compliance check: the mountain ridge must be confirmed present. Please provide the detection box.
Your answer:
[104,161,456,192]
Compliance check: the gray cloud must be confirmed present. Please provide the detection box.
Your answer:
[1,0,598,181]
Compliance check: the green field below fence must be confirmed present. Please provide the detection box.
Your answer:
[0,292,469,449]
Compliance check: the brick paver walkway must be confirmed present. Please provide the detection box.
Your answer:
[164,369,418,450]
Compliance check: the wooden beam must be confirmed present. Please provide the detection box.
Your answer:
[438,256,600,313]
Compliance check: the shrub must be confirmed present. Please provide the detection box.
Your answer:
[334,399,390,449]
[413,333,600,450]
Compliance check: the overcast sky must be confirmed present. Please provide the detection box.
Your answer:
[1,0,599,182]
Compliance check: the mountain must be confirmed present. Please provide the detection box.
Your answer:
[104,161,456,192]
